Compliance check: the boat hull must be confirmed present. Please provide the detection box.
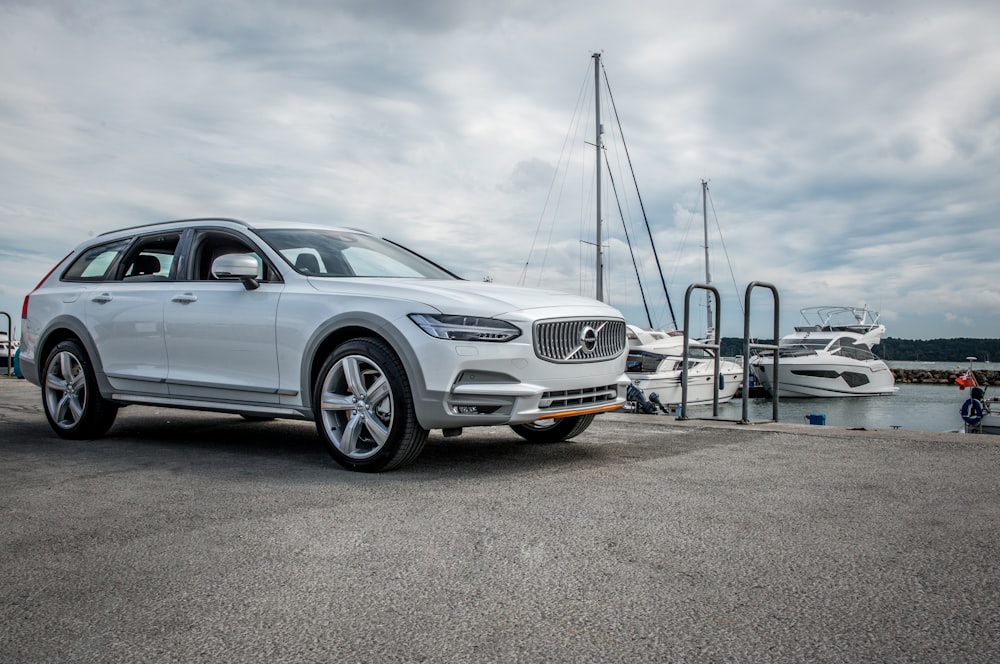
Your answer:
[980,415,1000,435]
[750,357,897,398]
[966,398,1000,435]
[628,362,743,405]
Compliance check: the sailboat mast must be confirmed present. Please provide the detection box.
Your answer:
[593,52,604,302]
[702,179,713,332]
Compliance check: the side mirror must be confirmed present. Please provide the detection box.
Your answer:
[212,254,261,290]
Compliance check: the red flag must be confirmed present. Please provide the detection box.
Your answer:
[956,370,978,390]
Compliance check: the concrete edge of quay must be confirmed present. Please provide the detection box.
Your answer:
[599,409,997,444]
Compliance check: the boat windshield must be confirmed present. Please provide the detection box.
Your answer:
[779,338,829,351]
[257,229,457,279]
[831,338,878,361]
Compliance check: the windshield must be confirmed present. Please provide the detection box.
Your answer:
[257,229,457,279]
[832,338,878,361]
[779,337,830,351]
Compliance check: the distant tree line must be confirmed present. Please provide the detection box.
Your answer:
[719,337,1000,362]
[877,338,1000,362]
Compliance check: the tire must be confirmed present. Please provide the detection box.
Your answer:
[42,339,119,439]
[314,338,428,472]
[510,414,596,443]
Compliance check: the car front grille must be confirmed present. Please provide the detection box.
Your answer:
[534,318,626,363]
[539,384,621,410]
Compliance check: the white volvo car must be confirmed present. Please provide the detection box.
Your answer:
[20,218,629,471]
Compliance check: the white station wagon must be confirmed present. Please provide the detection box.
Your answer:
[20,218,629,471]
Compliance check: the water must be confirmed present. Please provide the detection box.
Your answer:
[707,383,966,433]
[688,362,993,433]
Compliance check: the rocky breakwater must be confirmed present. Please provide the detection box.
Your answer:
[892,368,998,386]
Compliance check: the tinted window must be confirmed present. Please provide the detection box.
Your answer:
[63,239,131,281]
[834,338,876,361]
[779,337,828,350]
[121,233,181,281]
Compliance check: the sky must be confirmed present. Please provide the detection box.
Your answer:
[2,0,998,341]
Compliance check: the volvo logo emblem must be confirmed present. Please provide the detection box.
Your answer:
[579,325,598,353]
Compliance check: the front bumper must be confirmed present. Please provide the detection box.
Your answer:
[412,362,629,429]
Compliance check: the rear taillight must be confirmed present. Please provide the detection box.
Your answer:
[22,252,71,320]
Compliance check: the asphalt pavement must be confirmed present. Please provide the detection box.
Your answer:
[2,375,999,663]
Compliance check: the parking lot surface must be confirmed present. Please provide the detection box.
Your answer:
[2,376,999,662]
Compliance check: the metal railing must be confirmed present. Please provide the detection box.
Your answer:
[741,282,780,424]
[676,282,780,424]
[1,311,11,377]
[680,284,723,419]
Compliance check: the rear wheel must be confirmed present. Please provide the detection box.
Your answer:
[42,339,119,439]
[314,338,428,472]
[510,414,595,443]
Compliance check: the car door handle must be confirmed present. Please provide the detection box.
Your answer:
[92,292,113,304]
[171,293,198,304]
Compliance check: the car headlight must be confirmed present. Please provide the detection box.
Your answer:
[409,314,522,342]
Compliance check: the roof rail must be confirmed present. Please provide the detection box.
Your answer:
[98,217,250,236]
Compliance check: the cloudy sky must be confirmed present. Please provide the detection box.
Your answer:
[2,0,998,341]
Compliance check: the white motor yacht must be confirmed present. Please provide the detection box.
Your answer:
[626,325,743,406]
[749,306,897,398]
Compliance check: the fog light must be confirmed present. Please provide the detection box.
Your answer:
[452,405,501,415]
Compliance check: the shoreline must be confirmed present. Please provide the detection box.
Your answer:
[892,368,995,385]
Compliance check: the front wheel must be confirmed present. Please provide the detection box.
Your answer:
[510,414,595,443]
[42,339,119,439]
[314,338,428,472]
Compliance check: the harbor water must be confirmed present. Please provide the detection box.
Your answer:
[699,361,999,434]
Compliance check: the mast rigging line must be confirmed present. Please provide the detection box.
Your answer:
[705,184,745,319]
[520,55,680,332]
[518,63,594,289]
[599,60,677,331]
[604,155,653,327]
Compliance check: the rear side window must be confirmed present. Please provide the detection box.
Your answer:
[120,233,181,281]
[62,239,131,281]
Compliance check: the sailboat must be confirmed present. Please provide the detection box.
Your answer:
[623,180,743,408]
[576,53,743,408]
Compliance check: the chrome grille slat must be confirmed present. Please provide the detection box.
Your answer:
[533,318,626,363]
[539,384,620,409]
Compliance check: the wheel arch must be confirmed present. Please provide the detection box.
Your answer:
[300,314,428,420]
[32,317,111,393]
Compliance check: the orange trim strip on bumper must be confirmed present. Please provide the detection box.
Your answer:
[538,402,624,421]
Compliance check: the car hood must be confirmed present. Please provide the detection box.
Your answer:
[306,278,624,320]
